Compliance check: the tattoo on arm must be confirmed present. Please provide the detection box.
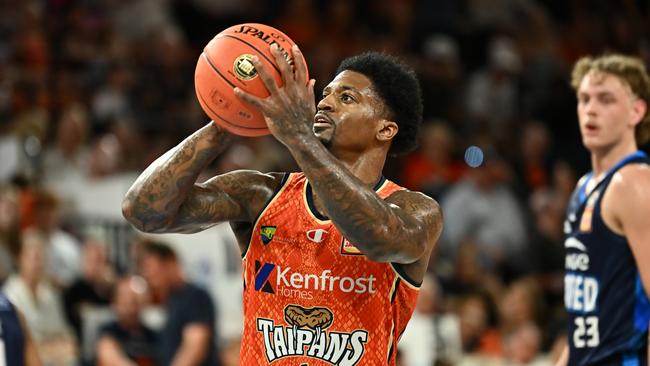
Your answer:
[122,123,232,232]
[290,141,442,262]
[171,171,276,232]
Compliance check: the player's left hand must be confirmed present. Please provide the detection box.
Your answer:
[234,44,316,146]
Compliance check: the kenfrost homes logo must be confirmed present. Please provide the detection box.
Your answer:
[306,229,328,243]
[253,261,376,299]
[257,305,368,365]
[260,226,276,245]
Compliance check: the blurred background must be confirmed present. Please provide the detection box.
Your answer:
[1,0,650,365]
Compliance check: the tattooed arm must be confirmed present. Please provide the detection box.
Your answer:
[291,141,442,263]
[122,123,278,234]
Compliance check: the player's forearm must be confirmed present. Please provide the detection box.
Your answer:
[287,136,420,261]
[122,123,230,232]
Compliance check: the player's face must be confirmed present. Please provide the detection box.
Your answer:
[577,71,641,152]
[314,71,387,153]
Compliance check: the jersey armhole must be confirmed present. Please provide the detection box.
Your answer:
[241,172,291,259]
[390,262,422,289]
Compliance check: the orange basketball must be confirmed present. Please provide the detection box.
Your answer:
[194,23,308,136]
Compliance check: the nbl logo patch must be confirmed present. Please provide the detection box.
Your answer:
[260,226,276,245]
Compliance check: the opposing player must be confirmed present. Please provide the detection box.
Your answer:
[557,54,650,365]
[122,45,442,365]
[0,291,41,366]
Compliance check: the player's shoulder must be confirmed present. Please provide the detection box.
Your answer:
[611,163,650,189]
[602,162,650,225]
[608,163,650,203]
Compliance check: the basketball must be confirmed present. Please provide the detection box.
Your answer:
[194,23,308,136]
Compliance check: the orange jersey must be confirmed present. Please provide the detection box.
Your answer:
[240,172,421,366]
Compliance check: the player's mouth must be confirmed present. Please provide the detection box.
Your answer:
[583,122,599,135]
[313,113,334,130]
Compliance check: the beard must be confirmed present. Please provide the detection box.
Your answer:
[314,125,335,150]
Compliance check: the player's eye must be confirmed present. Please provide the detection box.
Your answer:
[341,93,355,103]
[599,95,615,104]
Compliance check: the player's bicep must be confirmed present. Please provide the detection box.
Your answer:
[170,170,279,233]
[170,186,245,233]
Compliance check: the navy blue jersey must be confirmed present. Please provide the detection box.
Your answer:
[564,151,650,365]
[0,292,24,366]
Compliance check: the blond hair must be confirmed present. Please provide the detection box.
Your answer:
[571,54,650,145]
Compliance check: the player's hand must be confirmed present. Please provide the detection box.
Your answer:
[234,44,316,146]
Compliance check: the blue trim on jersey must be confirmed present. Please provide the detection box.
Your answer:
[578,173,593,204]
[579,151,647,205]
[633,274,650,331]
[623,352,639,366]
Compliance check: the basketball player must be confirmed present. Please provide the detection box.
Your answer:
[556,54,650,365]
[0,291,41,366]
[122,45,442,365]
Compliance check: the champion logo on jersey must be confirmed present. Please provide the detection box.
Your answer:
[260,226,277,245]
[306,229,328,243]
[341,237,363,255]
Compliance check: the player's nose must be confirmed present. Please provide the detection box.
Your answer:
[317,94,334,112]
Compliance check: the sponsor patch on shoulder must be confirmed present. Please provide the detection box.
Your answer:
[341,237,363,255]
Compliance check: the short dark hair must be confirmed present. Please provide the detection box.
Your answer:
[141,239,177,262]
[336,52,423,155]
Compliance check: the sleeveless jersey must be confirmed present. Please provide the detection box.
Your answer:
[564,151,650,365]
[0,292,24,366]
[240,173,421,365]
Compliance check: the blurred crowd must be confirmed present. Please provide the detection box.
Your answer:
[1,0,650,365]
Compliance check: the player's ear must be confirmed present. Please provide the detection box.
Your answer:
[631,98,647,126]
[377,119,398,143]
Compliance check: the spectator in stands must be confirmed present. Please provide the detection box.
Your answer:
[456,292,502,364]
[64,239,115,339]
[0,185,20,281]
[27,188,81,287]
[400,273,462,366]
[498,277,544,335]
[41,101,90,217]
[513,121,553,201]
[400,121,466,199]
[220,336,241,366]
[97,275,157,366]
[139,240,218,366]
[3,230,77,364]
[441,143,526,274]
[502,322,548,366]
[465,35,522,138]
